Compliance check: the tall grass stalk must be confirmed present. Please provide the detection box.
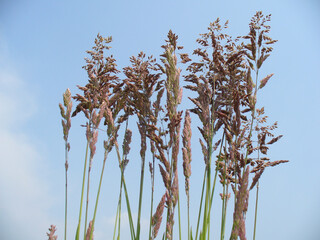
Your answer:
[201,132,219,239]
[64,143,68,240]
[207,135,226,240]
[253,181,259,240]
[122,176,135,238]
[75,141,89,240]
[219,137,228,240]
[113,201,120,240]
[83,151,92,239]
[59,89,72,240]
[114,135,136,240]
[220,183,228,240]
[194,172,206,240]
[89,148,110,240]
[136,123,146,240]
[178,196,182,240]
[117,170,123,240]
[148,154,155,240]
[84,122,99,240]
[201,156,212,239]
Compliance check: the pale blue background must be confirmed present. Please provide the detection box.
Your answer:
[0,0,319,239]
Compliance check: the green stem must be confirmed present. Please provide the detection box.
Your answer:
[165,198,171,240]
[220,181,226,240]
[208,168,218,216]
[210,132,225,204]
[220,137,228,240]
[148,154,155,240]
[201,161,211,240]
[123,176,136,238]
[253,182,259,240]
[89,150,110,240]
[204,131,221,240]
[136,145,146,240]
[204,69,218,240]
[117,171,123,240]
[84,156,92,240]
[206,166,212,240]
[187,193,190,240]
[195,171,206,240]
[109,118,135,239]
[114,139,136,240]
[64,142,68,240]
[178,195,182,240]
[113,200,120,240]
[203,132,224,240]
[75,141,89,240]
[220,183,229,240]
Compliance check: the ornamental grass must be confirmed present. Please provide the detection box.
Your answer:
[52,11,287,240]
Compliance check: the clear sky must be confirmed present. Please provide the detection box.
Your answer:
[0,0,319,239]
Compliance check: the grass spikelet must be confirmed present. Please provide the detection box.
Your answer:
[47,225,58,240]
[152,194,166,239]
[259,73,274,89]
[249,168,264,190]
[86,221,94,240]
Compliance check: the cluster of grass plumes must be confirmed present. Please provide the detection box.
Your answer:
[51,11,288,240]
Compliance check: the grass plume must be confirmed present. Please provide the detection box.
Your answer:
[51,11,288,240]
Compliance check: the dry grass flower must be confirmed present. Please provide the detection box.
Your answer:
[182,110,192,206]
[86,220,94,240]
[152,193,166,239]
[230,166,249,240]
[47,225,58,240]
[54,12,288,240]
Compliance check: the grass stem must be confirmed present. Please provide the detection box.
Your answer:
[83,157,92,240]
[75,141,89,240]
[114,138,136,240]
[136,146,146,240]
[195,171,206,240]
[64,142,68,240]
[148,155,155,240]
[253,181,259,240]
[113,200,120,240]
[89,150,110,240]
[178,195,182,240]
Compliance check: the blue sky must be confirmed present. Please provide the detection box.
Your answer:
[0,0,319,239]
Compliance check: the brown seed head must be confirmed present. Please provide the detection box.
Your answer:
[122,129,132,156]
[47,225,58,240]
[259,73,273,89]
[152,193,166,238]
[86,220,94,240]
